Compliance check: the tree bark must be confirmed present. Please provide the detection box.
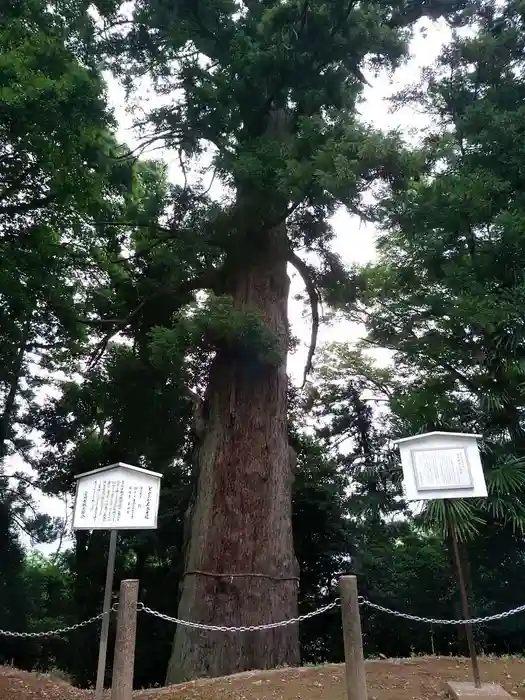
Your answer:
[165,210,300,682]
[0,319,31,461]
[73,530,104,686]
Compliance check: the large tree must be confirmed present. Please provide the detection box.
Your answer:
[83,0,477,681]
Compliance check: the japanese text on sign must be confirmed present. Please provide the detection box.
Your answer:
[412,448,474,491]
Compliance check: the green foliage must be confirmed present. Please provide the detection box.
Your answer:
[5,0,525,687]
[0,0,113,210]
[85,0,473,322]
[357,528,457,657]
[33,345,192,492]
[425,500,485,542]
[0,0,137,477]
[325,1,525,546]
[150,294,281,368]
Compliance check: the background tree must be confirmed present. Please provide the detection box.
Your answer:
[0,0,135,474]
[0,2,173,682]
[328,0,525,658]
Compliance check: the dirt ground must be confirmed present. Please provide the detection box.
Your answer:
[2,657,525,700]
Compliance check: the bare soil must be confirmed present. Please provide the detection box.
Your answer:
[2,657,525,700]
[0,665,86,699]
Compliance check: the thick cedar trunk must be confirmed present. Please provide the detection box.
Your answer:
[166,215,300,682]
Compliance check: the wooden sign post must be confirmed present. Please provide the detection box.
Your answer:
[72,463,162,700]
[394,432,487,691]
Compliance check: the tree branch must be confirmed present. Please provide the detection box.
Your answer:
[0,472,37,490]
[331,0,356,37]
[298,0,309,36]
[110,132,179,163]
[358,336,481,396]
[287,251,320,388]
[83,266,221,369]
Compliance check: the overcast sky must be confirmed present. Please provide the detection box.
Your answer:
[8,17,450,554]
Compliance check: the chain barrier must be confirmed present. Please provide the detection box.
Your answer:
[358,597,525,626]
[2,595,525,638]
[0,611,108,639]
[140,597,525,632]
[140,600,340,632]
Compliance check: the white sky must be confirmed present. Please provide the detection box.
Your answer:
[8,18,449,555]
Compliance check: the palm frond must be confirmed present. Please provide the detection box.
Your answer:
[423,499,484,542]
[480,393,503,413]
[485,494,525,535]
[487,457,525,495]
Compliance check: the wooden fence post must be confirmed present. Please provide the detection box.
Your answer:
[111,579,139,700]
[339,575,368,700]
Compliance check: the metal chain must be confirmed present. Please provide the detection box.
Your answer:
[4,594,524,638]
[0,611,108,639]
[141,600,340,632]
[358,597,525,626]
[142,596,525,631]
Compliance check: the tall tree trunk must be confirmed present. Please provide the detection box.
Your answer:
[0,320,31,461]
[73,530,107,686]
[166,211,300,682]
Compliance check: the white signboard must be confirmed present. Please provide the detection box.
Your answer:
[72,463,162,530]
[394,432,487,501]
